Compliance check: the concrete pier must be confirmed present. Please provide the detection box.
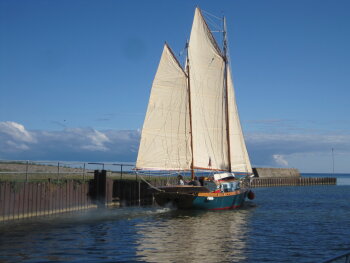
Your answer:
[253,167,300,178]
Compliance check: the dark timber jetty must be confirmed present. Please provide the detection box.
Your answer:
[250,177,336,187]
[0,165,336,222]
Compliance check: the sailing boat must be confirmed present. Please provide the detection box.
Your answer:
[136,7,254,210]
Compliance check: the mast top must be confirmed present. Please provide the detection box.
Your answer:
[223,15,228,61]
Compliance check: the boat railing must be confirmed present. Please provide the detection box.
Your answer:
[322,251,350,263]
[239,176,252,188]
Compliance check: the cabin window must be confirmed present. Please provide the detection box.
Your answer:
[230,182,240,190]
[222,184,230,192]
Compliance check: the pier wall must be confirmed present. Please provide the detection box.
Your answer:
[253,168,300,178]
[0,180,96,222]
[0,170,115,222]
[0,171,156,222]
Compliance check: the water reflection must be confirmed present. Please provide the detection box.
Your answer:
[0,207,173,262]
[136,207,253,262]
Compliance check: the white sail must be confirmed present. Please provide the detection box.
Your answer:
[227,66,252,173]
[136,8,252,174]
[136,44,192,170]
[188,8,229,171]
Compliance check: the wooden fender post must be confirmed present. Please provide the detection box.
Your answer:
[94,170,107,207]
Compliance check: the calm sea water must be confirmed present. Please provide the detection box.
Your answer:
[0,174,349,263]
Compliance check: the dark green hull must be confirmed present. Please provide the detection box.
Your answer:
[154,188,249,210]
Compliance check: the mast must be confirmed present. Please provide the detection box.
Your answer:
[223,15,232,172]
[186,40,195,180]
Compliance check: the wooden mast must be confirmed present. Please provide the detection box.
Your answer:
[186,40,195,180]
[223,15,232,173]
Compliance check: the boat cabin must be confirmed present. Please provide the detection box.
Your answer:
[202,173,240,193]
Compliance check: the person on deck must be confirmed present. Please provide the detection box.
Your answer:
[177,175,185,185]
[188,176,201,186]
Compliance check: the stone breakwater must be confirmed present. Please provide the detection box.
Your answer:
[253,167,300,178]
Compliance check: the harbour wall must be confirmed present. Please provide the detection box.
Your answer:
[0,171,155,222]
[253,167,300,178]
[0,170,336,222]
[0,180,96,222]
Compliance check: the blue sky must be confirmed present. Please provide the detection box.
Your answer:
[1,0,349,173]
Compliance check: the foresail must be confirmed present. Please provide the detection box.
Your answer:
[188,8,229,171]
[227,66,252,174]
[136,44,192,170]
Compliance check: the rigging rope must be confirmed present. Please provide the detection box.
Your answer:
[136,172,164,192]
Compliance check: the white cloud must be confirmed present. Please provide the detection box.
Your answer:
[0,121,36,143]
[0,121,139,162]
[1,121,350,172]
[245,132,350,172]
[90,130,109,145]
[272,154,288,166]
[0,121,36,152]
[64,128,110,151]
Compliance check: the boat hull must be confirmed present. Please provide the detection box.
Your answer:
[154,189,249,210]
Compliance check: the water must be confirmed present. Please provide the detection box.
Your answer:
[1,174,349,263]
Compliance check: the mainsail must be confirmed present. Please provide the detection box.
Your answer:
[188,8,228,171]
[136,8,252,174]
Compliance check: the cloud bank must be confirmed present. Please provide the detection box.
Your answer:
[1,121,349,172]
[0,121,139,162]
[245,132,350,172]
